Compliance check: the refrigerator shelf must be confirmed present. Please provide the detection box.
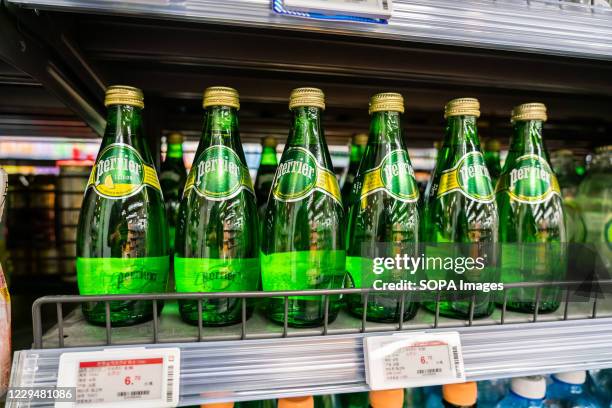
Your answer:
[6,0,612,60]
[7,282,612,406]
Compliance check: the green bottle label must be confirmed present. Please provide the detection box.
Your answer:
[272,147,341,204]
[77,256,169,295]
[185,145,254,200]
[360,149,419,202]
[174,257,259,292]
[87,143,161,199]
[261,250,345,292]
[437,151,494,203]
[496,154,561,203]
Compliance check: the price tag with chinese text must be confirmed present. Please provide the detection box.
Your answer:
[56,347,180,408]
[364,332,465,389]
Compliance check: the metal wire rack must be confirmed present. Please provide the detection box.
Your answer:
[32,279,612,349]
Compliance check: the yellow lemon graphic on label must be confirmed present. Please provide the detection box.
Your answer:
[104,175,115,190]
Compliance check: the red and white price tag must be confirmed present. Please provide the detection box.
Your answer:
[364,332,465,390]
[56,347,180,408]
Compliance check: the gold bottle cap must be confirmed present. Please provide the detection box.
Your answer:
[104,85,144,109]
[554,149,573,156]
[369,92,405,114]
[512,102,547,122]
[288,87,325,110]
[352,133,369,146]
[485,138,501,152]
[444,97,480,118]
[167,132,183,144]
[262,136,277,147]
[203,86,240,110]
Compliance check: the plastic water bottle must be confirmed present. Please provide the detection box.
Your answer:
[546,371,599,408]
[496,376,546,408]
[478,379,510,407]
[588,369,612,407]
[424,386,443,408]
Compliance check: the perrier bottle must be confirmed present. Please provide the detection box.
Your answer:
[160,132,187,252]
[483,138,502,184]
[497,103,566,313]
[261,87,345,327]
[76,85,169,326]
[341,133,368,206]
[345,93,420,322]
[422,98,499,319]
[255,136,278,218]
[174,87,259,326]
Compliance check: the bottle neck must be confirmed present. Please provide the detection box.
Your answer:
[287,106,333,169]
[166,142,183,159]
[509,120,546,157]
[103,105,144,145]
[260,145,278,166]
[288,106,323,146]
[201,105,240,147]
[443,115,480,149]
[484,150,500,161]
[349,143,366,164]
[369,111,403,146]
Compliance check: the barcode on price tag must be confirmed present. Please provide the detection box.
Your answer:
[55,347,180,408]
[363,332,465,390]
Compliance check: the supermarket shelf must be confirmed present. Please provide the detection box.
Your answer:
[5,0,612,60]
[37,297,612,348]
[9,314,612,406]
[6,286,612,406]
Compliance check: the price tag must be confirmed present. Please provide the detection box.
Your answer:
[282,0,393,19]
[363,332,465,390]
[56,347,180,408]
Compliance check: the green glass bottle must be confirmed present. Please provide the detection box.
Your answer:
[497,103,566,313]
[551,149,586,243]
[255,136,278,218]
[174,87,260,326]
[339,393,369,408]
[575,145,612,271]
[483,138,502,184]
[345,93,420,322]
[160,132,187,252]
[341,133,368,206]
[422,98,499,319]
[76,86,169,326]
[261,87,345,328]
